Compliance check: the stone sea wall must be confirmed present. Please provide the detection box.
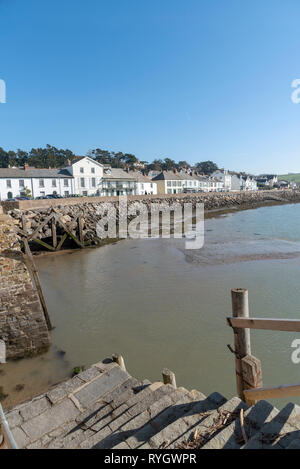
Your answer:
[0,210,50,359]
[5,190,300,246]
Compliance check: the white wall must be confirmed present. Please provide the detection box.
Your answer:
[0,178,32,200]
[0,177,74,200]
[68,158,103,195]
[31,178,74,198]
[135,181,157,195]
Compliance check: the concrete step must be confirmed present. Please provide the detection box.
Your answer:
[139,392,226,449]
[203,400,279,449]
[79,382,173,449]
[243,403,300,449]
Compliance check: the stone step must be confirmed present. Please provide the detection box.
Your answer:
[79,382,172,449]
[44,377,145,449]
[202,400,279,449]
[243,403,300,449]
[285,438,300,449]
[114,387,192,449]
[143,392,227,449]
[165,396,247,450]
[12,361,131,448]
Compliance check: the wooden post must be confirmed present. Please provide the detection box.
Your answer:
[162,368,177,388]
[112,354,126,371]
[78,213,84,245]
[241,355,263,406]
[51,217,57,249]
[231,288,251,399]
[22,216,52,331]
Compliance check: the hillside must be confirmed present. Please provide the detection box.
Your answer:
[279,173,300,182]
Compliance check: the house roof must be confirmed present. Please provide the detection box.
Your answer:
[128,171,153,183]
[0,168,73,178]
[103,168,137,181]
[152,171,185,181]
[67,156,104,168]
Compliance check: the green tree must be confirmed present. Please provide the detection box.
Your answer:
[195,161,218,175]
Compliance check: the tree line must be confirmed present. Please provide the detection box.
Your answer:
[0,144,219,175]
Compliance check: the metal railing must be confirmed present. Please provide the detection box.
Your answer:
[0,403,18,449]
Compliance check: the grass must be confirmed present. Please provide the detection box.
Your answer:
[278,173,300,182]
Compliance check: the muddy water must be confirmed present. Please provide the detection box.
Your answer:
[2,203,300,410]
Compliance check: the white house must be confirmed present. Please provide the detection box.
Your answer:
[129,172,157,195]
[64,157,104,196]
[0,167,74,200]
[211,170,232,191]
[102,168,137,196]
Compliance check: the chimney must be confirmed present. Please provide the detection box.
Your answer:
[24,163,29,170]
[66,159,71,166]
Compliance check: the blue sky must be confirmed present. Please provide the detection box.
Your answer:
[1,0,300,174]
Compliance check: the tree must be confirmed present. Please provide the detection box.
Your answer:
[195,161,218,175]
[162,158,177,171]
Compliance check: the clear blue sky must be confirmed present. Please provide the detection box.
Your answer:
[1,0,300,174]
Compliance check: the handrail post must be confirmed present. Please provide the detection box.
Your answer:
[231,288,251,399]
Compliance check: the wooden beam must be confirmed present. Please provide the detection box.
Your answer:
[231,288,251,400]
[244,383,300,401]
[78,213,84,245]
[54,213,84,248]
[31,237,56,251]
[56,233,68,251]
[21,216,52,330]
[28,213,55,240]
[51,218,57,248]
[227,317,300,333]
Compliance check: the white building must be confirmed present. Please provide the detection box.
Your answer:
[64,157,104,196]
[129,172,157,195]
[211,170,232,191]
[0,167,74,200]
[102,168,137,196]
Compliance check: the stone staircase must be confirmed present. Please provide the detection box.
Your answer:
[4,359,300,449]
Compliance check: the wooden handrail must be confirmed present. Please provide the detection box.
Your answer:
[227,317,300,333]
[244,383,300,401]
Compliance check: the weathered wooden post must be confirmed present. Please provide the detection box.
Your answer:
[162,368,177,388]
[51,217,57,249]
[112,354,126,371]
[231,288,251,399]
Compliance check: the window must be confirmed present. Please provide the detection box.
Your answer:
[7,192,13,199]
[39,179,44,188]
[80,178,85,188]
[40,191,45,196]
[91,167,95,174]
[64,179,69,186]
[91,177,96,187]
[64,191,69,196]
[167,181,172,187]
[52,179,56,187]
[80,167,84,173]
[83,191,88,196]
[167,189,172,194]
[6,180,11,188]
[19,180,24,188]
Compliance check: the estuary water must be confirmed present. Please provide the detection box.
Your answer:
[2,202,300,410]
